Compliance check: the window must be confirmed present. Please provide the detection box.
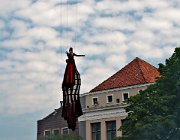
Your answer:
[53,129,60,136]
[138,89,143,94]
[92,122,101,140]
[106,121,116,140]
[44,130,51,140]
[122,93,129,101]
[121,119,128,135]
[61,127,69,135]
[116,99,120,103]
[107,95,113,103]
[92,97,98,105]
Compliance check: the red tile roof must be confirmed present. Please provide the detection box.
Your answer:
[90,57,160,92]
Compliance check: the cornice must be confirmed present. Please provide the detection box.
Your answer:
[80,83,152,97]
[78,107,128,121]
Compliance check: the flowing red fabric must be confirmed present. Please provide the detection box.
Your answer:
[62,57,83,131]
[64,63,75,87]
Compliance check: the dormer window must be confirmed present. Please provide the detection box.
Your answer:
[107,95,113,103]
[92,97,98,105]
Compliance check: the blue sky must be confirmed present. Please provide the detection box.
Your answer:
[0,0,179,140]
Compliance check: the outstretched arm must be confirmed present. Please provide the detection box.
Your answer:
[74,53,85,57]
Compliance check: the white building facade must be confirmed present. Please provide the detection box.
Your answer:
[78,57,160,140]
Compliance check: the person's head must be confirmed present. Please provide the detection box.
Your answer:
[69,47,73,53]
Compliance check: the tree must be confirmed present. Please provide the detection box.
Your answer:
[115,47,180,140]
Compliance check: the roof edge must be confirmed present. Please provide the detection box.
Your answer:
[81,83,154,97]
[136,57,147,83]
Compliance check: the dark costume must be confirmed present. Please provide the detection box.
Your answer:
[62,52,83,130]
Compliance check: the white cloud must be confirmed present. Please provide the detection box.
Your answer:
[96,0,144,12]
[7,50,63,67]
[16,1,60,26]
[106,54,127,69]
[0,0,30,15]
[0,59,61,115]
[155,7,180,23]
[1,38,33,48]
[27,27,59,40]
[93,17,136,31]
[16,0,95,28]
[142,0,169,10]
[128,41,176,60]
[0,20,4,29]
[10,19,29,30]
[2,91,58,115]
[140,16,173,31]
[0,0,179,117]
[25,61,57,73]
[81,62,116,93]
[0,47,64,115]
[0,30,10,39]
[83,31,127,46]
[131,30,155,43]
[0,1,180,140]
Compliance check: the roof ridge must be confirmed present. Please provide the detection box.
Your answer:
[89,59,134,92]
[90,57,138,92]
[136,57,147,83]
[90,57,160,93]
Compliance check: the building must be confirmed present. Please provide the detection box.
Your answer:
[37,105,79,140]
[37,57,160,140]
[78,57,160,140]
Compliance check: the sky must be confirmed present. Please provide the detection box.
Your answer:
[0,0,179,139]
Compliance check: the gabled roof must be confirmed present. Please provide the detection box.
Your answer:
[38,107,62,122]
[90,57,160,92]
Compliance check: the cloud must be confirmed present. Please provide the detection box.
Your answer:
[140,17,173,31]
[81,60,116,93]
[0,20,4,29]
[96,0,144,13]
[93,17,136,31]
[0,0,179,117]
[1,38,33,48]
[16,0,60,26]
[0,1,180,140]
[155,7,180,23]
[0,48,63,115]
[130,30,155,43]
[16,0,95,28]
[0,0,30,16]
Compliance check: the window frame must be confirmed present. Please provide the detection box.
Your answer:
[61,127,69,135]
[106,120,116,140]
[92,97,98,105]
[44,129,51,140]
[116,98,120,103]
[106,94,113,103]
[122,92,129,101]
[91,122,101,140]
[52,128,60,136]
[121,119,128,135]
[44,129,51,136]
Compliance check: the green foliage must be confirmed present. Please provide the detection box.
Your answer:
[116,47,180,140]
[39,134,82,140]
